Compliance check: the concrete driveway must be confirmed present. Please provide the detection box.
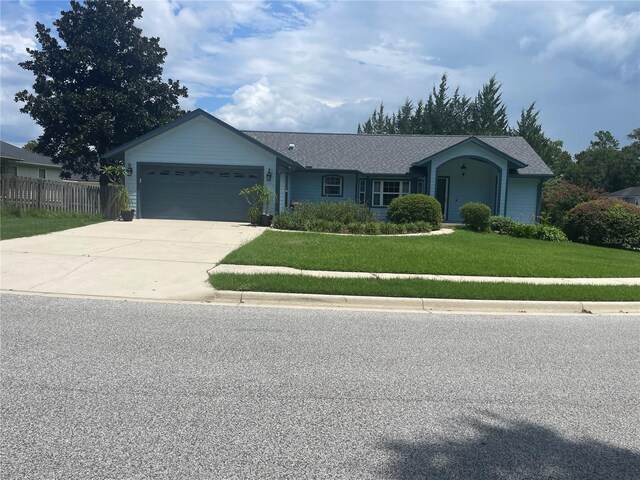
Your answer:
[0,219,266,301]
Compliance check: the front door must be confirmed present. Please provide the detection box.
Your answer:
[435,176,449,221]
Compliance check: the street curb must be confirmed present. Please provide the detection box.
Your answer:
[211,290,640,315]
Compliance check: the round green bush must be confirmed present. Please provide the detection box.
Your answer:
[460,202,492,232]
[387,194,442,228]
[564,199,640,249]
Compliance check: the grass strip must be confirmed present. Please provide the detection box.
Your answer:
[221,229,640,278]
[0,209,106,240]
[210,273,640,302]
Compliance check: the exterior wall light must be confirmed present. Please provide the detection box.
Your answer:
[460,163,467,176]
[266,168,272,181]
[125,164,133,176]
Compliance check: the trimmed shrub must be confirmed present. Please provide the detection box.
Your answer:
[489,216,516,235]
[363,222,381,235]
[535,224,568,242]
[541,178,603,227]
[291,200,376,224]
[460,202,492,232]
[564,199,640,249]
[489,215,568,242]
[405,221,432,234]
[387,194,442,228]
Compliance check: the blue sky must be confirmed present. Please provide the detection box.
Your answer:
[1,0,638,154]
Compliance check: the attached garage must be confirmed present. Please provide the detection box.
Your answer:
[103,109,297,221]
[138,164,262,221]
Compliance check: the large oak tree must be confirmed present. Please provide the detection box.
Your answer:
[15,0,188,181]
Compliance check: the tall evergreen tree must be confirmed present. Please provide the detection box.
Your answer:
[470,75,509,135]
[15,0,188,181]
[512,102,572,175]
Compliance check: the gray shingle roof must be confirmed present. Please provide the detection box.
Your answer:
[0,140,60,167]
[242,131,553,176]
[607,186,640,197]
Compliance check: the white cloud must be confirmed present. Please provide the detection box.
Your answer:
[1,0,639,154]
[542,6,640,80]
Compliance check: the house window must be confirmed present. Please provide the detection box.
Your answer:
[322,175,343,197]
[372,180,410,206]
[358,179,366,203]
[38,169,46,179]
[416,180,424,194]
[1,164,17,176]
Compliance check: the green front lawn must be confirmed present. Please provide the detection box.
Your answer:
[0,209,106,240]
[210,273,640,302]
[222,229,640,278]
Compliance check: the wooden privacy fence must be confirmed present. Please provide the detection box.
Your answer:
[0,175,117,217]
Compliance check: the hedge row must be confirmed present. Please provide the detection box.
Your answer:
[489,216,568,242]
[272,216,433,235]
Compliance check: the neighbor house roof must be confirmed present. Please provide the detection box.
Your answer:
[242,131,553,176]
[0,140,61,168]
[607,186,640,197]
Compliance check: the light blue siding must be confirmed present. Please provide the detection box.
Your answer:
[124,116,278,216]
[290,172,357,203]
[437,158,499,222]
[506,177,540,224]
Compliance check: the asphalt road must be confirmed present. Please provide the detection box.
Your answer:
[1,294,639,479]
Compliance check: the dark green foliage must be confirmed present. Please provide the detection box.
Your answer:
[489,216,516,234]
[460,203,492,232]
[470,75,509,135]
[513,103,572,176]
[357,73,508,136]
[565,129,640,192]
[541,178,603,227]
[22,140,38,152]
[564,199,640,250]
[15,0,188,181]
[387,194,442,228]
[271,213,432,235]
[289,201,376,224]
[489,215,568,242]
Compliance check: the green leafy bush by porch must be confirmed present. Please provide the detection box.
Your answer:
[489,216,568,242]
[460,202,492,232]
[386,194,442,228]
[564,199,640,249]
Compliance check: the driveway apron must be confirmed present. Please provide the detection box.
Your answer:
[0,219,266,301]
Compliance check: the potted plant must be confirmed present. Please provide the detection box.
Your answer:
[101,164,135,221]
[239,183,275,226]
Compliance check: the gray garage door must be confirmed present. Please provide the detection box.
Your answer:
[139,164,263,221]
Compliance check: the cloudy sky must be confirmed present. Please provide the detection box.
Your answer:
[1,0,638,154]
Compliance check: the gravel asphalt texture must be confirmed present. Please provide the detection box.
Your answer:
[1,293,639,479]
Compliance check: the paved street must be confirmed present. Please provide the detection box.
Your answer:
[1,294,639,479]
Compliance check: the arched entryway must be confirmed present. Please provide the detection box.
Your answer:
[434,156,501,222]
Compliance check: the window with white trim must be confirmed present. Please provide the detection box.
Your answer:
[358,179,366,203]
[372,180,410,206]
[416,180,424,194]
[38,168,46,179]
[322,175,343,196]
